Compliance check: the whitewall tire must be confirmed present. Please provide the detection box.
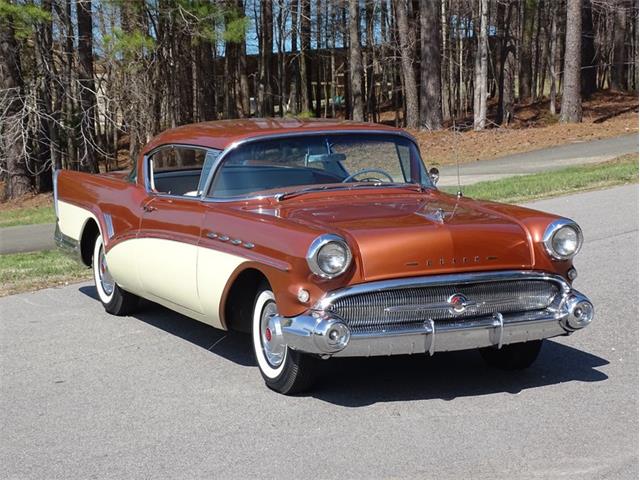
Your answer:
[251,286,317,394]
[92,235,139,316]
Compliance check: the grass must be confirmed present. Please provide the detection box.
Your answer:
[444,154,639,203]
[0,204,55,228]
[0,250,91,297]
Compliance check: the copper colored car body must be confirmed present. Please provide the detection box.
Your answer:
[54,119,593,394]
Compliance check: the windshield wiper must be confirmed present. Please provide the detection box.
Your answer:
[274,183,429,202]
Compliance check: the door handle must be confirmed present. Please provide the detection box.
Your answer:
[143,204,157,212]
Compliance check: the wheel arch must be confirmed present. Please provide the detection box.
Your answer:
[220,265,272,333]
[79,218,101,266]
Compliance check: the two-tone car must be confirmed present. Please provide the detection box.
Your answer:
[54,118,593,394]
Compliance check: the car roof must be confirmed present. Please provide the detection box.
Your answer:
[142,118,413,153]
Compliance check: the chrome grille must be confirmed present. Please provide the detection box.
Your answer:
[325,280,560,334]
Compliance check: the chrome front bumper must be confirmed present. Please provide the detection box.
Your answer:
[270,272,593,358]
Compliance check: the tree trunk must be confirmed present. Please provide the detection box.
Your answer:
[35,0,57,191]
[580,0,597,97]
[314,0,323,117]
[237,0,251,117]
[259,0,274,116]
[419,0,442,130]
[0,18,31,198]
[549,0,559,114]
[299,0,312,113]
[290,0,299,114]
[611,0,627,91]
[348,0,365,121]
[473,0,489,130]
[519,0,535,102]
[394,0,419,128]
[77,0,99,173]
[560,0,582,123]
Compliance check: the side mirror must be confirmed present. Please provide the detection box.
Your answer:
[428,167,439,185]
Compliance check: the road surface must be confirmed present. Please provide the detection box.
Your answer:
[438,133,638,186]
[0,185,638,480]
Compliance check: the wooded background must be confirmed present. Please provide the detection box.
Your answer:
[0,0,638,199]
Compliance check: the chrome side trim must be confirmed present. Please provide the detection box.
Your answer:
[104,213,115,239]
[54,222,83,264]
[313,270,572,311]
[53,169,61,219]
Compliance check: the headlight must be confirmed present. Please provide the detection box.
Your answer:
[543,219,583,260]
[306,234,352,278]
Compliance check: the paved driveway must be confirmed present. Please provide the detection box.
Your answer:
[1,185,638,479]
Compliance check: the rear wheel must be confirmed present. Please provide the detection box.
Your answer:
[251,288,317,395]
[92,235,138,316]
[479,340,543,370]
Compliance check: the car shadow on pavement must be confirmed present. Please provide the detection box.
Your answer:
[310,342,609,406]
[80,287,255,367]
[80,286,609,406]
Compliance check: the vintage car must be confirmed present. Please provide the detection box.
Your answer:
[54,119,593,394]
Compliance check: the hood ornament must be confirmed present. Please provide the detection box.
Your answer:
[417,207,447,224]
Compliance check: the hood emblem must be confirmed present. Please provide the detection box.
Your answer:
[447,293,475,315]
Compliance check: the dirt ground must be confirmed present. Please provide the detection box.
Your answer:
[1,91,637,210]
[411,90,638,165]
[0,189,53,211]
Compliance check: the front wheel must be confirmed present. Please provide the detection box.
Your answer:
[93,235,139,316]
[252,288,317,395]
[479,340,543,370]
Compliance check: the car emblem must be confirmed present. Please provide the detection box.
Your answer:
[448,293,471,315]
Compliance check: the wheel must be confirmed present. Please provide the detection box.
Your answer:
[92,234,138,316]
[251,287,317,395]
[479,340,543,370]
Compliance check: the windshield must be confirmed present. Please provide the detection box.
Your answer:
[207,134,430,199]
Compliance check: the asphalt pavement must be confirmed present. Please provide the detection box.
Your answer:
[0,184,638,479]
[0,223,55,255]
[438,133,638,186]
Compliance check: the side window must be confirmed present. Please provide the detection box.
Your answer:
[148,146,219,197]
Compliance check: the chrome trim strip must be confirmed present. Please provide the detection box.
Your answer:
[53,169,61,219]
[306,233,353,279]
[313,270,572,311]
[103,213,115,239]
[542,218,584,261]
[54,222,83,264]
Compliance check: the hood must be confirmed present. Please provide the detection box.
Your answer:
[269,190,534,281]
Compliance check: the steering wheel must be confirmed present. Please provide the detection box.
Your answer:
[342,168,394,183]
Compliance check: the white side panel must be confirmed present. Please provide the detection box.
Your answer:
[57,200,97,240]
[105,239,145,296]
[106,237,248,329]
[197,246,247,328]
[135,238,202,313]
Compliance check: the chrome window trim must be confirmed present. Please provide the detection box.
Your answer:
[313,270,572,311]
[199,130,429,203]
[142,143,222,202]
[542,218,583,261]
[53,168,61,219]
[306,233,353,279]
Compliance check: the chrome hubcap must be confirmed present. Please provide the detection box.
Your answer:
[98,245,114,296]
[260,301,285,368]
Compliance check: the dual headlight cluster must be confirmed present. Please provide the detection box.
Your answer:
[306,234,352,279]
[307,218,582,279]
[543,219,583,261]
